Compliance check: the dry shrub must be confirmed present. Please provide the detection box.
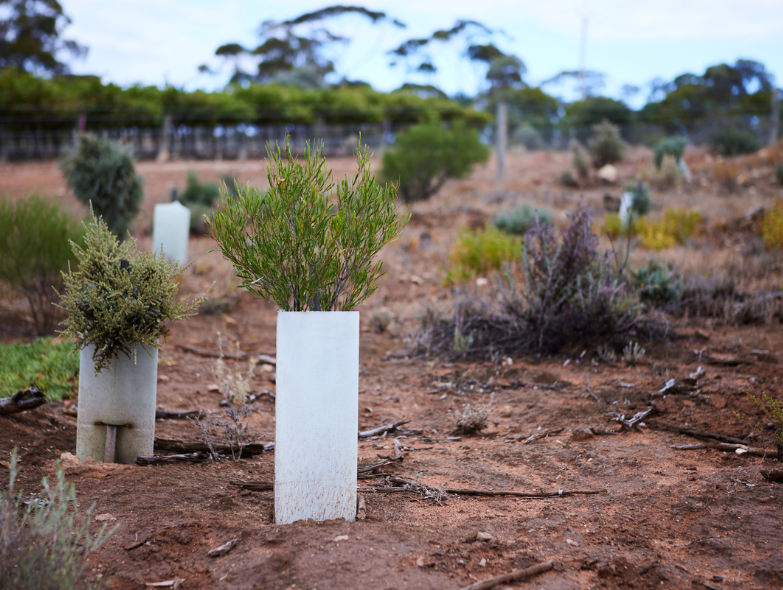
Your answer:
[214,332,255,405]
[453,393,494,435]
[673,273,783,324]
[762,199,783,250]
[711,161,740,193]
[641,154,683,190]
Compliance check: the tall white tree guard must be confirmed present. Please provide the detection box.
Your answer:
[152,201,191,264]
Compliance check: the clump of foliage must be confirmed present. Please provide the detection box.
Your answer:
[571,140,590,182]
[588,119,626,168]
[602,213,625,240]
[382,120,489,203]
[0,450,115,590]
[710,125,762,156]
[0,196,85,334]
[775,163,783,186]
[59,213,204,373]
[214,332,254,406]
[625,182,651,217]
[444,226,521,285]
[631,261,680,309]
[492,205,552,236]
[209,138,409,311]
[177,171,221,234]
[192,406,257,462]
[59,134,143,238]
[734,392,783,458]
[416,205,639,357]
[762,199,783,251]
[560,170,579,188]
[0,338,79,401]
[654,136,688,169]
[636,208,702,250]
[453,394,494,435]
[711,160,739,192]
[622,341,646,365]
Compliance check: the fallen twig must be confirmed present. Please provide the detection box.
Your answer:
[208,539,239,558]
[443,487,606,498]
[606,407,656,430]
[175,343,247,360]
[520,428,564,445]
[153,437,270,457]
[357,457,402,474]
[0,387,45,416]
[672,442,778,458]
[358,419,411,439]
[648,419,748,445]
[458,561,554,590]
[155,409,205,421]
[760,467,783,482]
[136,452,207,466]
[229,478,272,491]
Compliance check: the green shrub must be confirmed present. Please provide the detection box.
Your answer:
[635,207,702,250]
[560,170,579,187]
[734,392,783,456]
[710,125,762,156]
[654,136,688,169]
[444,226,521,285]
[209,138,408,311]
[381,120,489,203]
[59,134,143,238]
[571,140,589,181]
[0,449,115,590]
[492,205,552,236]
[631,261,680,309]
[588,119,626,168]
[762,198,783,250]
[0,338,79,401]
[59,212,204,374]
[511,124,543,150]
[0,196,85,334]
[177,171,221,234]
[626,182,651,217]
[602,213,624,239]
[775,163,783,186]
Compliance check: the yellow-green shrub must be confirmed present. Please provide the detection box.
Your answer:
[636,208,702,250]
[762,199,783,250]
[445,226,521,285]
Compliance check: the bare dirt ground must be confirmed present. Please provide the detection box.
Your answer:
[2,150,783,589]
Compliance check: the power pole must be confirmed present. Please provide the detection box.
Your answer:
[496,101,507,185]
[770,87,780,146]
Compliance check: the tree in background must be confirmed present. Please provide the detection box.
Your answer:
[562,97,633,143]
[0,0,86,75]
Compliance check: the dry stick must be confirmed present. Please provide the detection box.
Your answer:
[458,561,554,590]
[443,487,606,498]
[152,437,269,457]
[0,387,45,416]
[672,442,778,458]
[229,478,272,491]
[175,344,247,360]
[358,419,411,439]
[521,428,564,444]
[760,467,783,482]
[137,452,207,466]
[648,419,749,445]
[155,409,206,421]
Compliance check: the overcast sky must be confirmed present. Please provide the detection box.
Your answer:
[63,0,783,105]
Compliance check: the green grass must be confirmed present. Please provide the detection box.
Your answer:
[0,338,79,401]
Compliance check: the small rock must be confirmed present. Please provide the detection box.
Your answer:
[333,535,349,542]
[206,384,220,393]
[157,375,170,383]
[597,164,618,183]
[694,329,710,341]
[479,557,487,567]
[475,532,493,542]
[95,513,116,522]
[416,556,426,567]
[475,277,489,287]
[566,538,579,547]
[570,427,594,442]
[410,275,423,284]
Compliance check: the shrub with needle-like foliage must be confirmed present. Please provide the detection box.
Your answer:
[58,212,204,373]
[208,138,409,311]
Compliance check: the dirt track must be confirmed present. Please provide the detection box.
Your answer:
[2,151,783,589]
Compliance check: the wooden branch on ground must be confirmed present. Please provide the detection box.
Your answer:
[672,442,778,458]
[0,387,45,416]
[458,561,554,590]
[443,487,606,498]
[155,409,205,421]
[358,419,411,439]
[760,467,783,482]
[136,452,207,466]
[606,407,656,430]
[520,428,564,445]
[256,354,276,365]
[175,344,247,360]
[153,437,269,456]
[358,457,402,474]
[648,419,749,445]
[229,478,272,491]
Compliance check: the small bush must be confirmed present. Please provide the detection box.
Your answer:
[571,140,590,182]
[444,226,521,285]
[642,154,683,190]
[59,212,204,374]
[762,199,783,250]
[636,208,702,250]
[0,449,115,590]
[453,394,494,435]
[178,171,220,234]
[492,205,552,236]
[381,120,489,203]
[626,182,651,217]
[711,160,739,192]
[734,392,783,457]
[631,261,680,309]
[214,332,254,406]
[710,125,762,157]
[588,119,626,168]
[512,124,544,150]
[0,196,85,334]
[0,338,79,401]
[622,341,645,365]
[654,136,688,169]
[59,134,143,238]
[602,213,624,240]
[560,170,579,187]
[775,163,783,186]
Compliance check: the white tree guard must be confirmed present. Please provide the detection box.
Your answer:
[275,311,359,524]
[152,201,191,264]
[76,344,158,464]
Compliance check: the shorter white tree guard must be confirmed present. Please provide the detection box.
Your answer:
[275,311,359,524]
[152,201,191,264]
[76,344,158,464]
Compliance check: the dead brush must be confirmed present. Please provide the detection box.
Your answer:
[623,341,646,365]
[214,331,255,405]
[452,393,494,435]
[596,343,617,364]
[191,405,257,461]
[711,161,740,193]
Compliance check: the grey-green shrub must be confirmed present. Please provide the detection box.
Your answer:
[59,133,143,238]
[0,449,115,590]
[177,171,220,234]
[492,205,552,235]
[775,163,783,186]
[654,136,688,170]
[0,196,85,334]
[571,140,589,182]
[209,138,409,311]
[588,119,626,168]
[381,120,489,203]
[631,260,680,309]
[625,183,651,217]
